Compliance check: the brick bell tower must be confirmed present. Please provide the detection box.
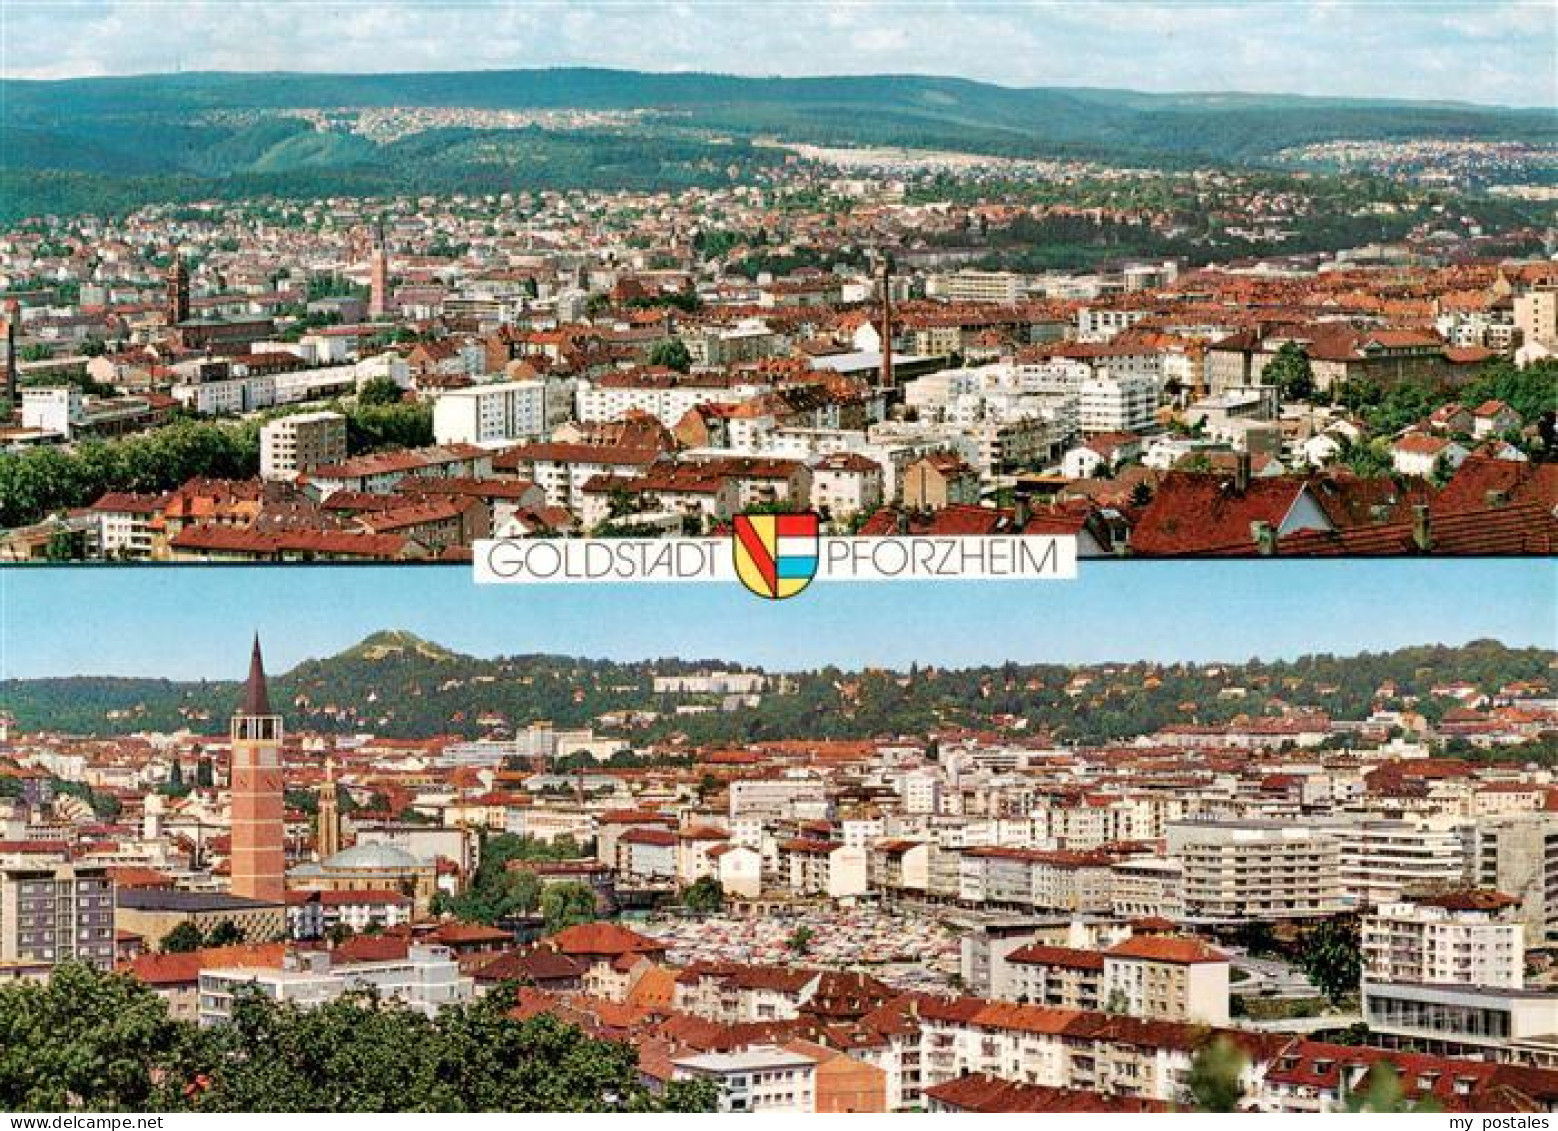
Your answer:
[229,635,286,902]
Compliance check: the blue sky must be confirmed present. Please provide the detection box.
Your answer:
[1,1,1553,107]
[1,560,1553,680]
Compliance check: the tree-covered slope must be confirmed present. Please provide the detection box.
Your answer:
[2,633,1549,746]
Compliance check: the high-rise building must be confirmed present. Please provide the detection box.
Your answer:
[0,855,115,970]
[166,256,190,326]
[230,636,286,903]
[431,380,548,447]
[1166,820,1343,922]
[1470,813,1558,946]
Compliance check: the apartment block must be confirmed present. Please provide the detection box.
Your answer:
[0,857,115,970]
[259,411,348,481]
[1166,821,1343,922]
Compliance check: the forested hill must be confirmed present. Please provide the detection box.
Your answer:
[1,633,1550,746]
[3,68,1552,221]
[8,68,1547,153]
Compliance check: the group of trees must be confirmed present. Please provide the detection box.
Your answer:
[0,417,257,529]
[0,963,716,1112]
[161,918,248,954]
[431,833,597,931]
[1332,359,1557,444]
[5,638,1552,749]
[0,396,433,532]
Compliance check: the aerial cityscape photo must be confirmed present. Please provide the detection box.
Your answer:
[1,3,1557,561]
[1,0,1556,1120]
[1,561,1557,1113]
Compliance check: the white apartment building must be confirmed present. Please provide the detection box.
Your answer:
[728,777,828,819]
[1339,819,1467,909]
[1166,821,1343,922]
[432,380,548,447]
[672,1046,818,1113]
[1363,893,1525,989]
[1079,371,1159,435]
[1101,935,1231,1026]
[1513,288,1556,348]
[926,270,1026,304]
[574,376,767,427]
[1076,307,1150,342]
[19,387,85,437]
[197,945,473,1025]
[808,452,884,520]
[259,411,348,481]
[172,373,276,415]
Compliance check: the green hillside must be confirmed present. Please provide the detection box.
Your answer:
[2,67,1551,220]
[1,634,1550,749]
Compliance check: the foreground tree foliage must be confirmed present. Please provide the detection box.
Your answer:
[0,964,717,1113]
[1187,1035,1248,1112]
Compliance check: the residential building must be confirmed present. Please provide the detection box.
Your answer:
[0,856,115,970]
[259,411,348,481]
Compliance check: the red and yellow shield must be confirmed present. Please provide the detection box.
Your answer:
[732,513,819,600]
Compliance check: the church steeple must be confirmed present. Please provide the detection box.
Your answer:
[241,633,272,718]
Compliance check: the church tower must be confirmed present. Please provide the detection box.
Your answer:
[316,756,341,860]
[166,255,190,326]
[230,635,285,902]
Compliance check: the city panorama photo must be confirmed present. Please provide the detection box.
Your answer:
[0,559,1555,1112]
[1,1,1556,563]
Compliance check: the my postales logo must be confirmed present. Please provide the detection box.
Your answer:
[731,512,820,600]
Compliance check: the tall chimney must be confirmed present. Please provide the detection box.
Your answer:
[1411,504,1432,553]
[2,299,17,412]
[877,253,894,390]
[1234,450,1251,494]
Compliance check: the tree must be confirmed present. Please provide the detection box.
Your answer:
[0,964,719,1112]
[682,876,724,915]
[356,376,405,407]
[1298,916,1362,1006]
[195,756,214,790]
[540,882,597,934]
[1187,1036,1247,1112]
[786,925,814,956]
[44,527,85,561]
[648,338,692,373]
[0,962,195,1110]
[1265,341,1315,402]
[161,921,205,954]
[204,920,246,948]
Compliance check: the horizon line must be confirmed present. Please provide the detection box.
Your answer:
[0,64,1543,113]
[3,631,1543,686]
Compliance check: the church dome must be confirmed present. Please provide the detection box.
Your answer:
[323,842,420,871]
